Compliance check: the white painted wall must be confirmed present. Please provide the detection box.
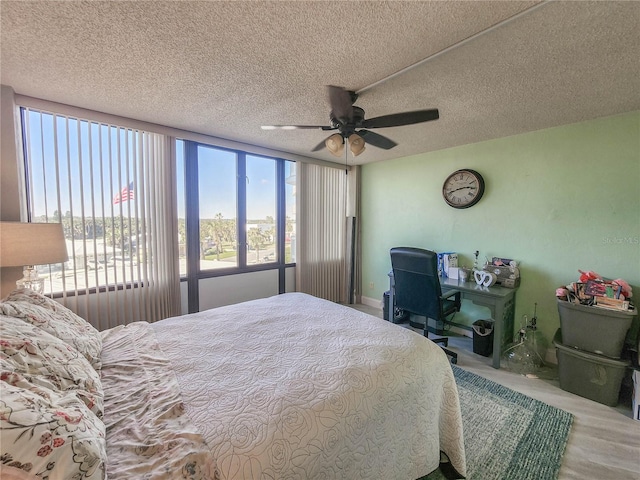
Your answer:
[179,266,297,313]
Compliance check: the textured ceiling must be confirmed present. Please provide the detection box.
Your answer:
[1,1,639,165]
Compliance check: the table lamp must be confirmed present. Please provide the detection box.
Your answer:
[0,221,68,294]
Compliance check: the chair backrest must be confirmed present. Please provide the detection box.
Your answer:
[390,247,443,320]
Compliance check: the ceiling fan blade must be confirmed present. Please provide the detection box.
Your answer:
[327,85,354,124]
[311,137,329,152]
[361,109,439,129]
[261,124,332,130]
[358,130,398,150]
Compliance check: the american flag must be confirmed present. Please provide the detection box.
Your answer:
[113,182,134,204]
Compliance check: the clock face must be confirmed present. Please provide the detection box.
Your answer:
[442,169,485,209]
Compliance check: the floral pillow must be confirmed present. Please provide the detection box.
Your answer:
[0,289,102,371]
[0,315,103,417]
[0,379,106,480]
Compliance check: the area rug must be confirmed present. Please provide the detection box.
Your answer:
[423,366,573,480]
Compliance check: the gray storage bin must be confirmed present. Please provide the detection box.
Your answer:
[557,299,637,358]
[554,329,629,406]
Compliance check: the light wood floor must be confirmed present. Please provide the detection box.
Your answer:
[350,304,640,480]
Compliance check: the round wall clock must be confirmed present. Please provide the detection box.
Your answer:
[442,169,485,209]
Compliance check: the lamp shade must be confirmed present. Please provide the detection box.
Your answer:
[0,222,68,267]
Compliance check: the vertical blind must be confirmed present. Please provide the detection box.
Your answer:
[21,107,180,330]
[295,162,347,303]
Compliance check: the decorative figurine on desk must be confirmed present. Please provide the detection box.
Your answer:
[470,251,497,286]
[474,269,498,287]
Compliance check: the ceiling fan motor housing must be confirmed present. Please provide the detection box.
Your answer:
[330,106,365,135]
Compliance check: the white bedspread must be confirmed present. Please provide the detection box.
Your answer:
[101,322,217,479]
[152,293,465,479]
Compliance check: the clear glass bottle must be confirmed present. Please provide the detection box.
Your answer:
[502,313,545,375]
[525,304,549,363]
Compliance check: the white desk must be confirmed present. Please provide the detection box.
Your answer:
[388,272,518,369]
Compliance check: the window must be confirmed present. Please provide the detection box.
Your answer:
[179,141,295,278]
[21,107,171,297]
[246,155,276,266]
[197,145,238,270]
[21,108,295,307]
[284,161,296,264]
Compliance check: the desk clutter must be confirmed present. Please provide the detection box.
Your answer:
[438,252,520,289]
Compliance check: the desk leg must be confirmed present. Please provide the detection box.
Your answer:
[492,295,516,369]
[493,303,504,369]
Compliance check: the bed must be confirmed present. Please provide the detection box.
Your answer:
[0,289,466,479]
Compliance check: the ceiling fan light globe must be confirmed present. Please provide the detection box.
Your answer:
[349,134,365,156]
[326,133,345,157]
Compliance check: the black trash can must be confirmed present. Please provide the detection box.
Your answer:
[472,320,494,357]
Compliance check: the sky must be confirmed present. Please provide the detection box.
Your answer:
[177,141,294,221]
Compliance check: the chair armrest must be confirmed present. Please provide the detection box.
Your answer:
[442,289,462,310]
[442,289,460,300]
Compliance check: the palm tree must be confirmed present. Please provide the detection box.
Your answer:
[247,227,268,263]
[211,213,228,261]
[199,219,214,260]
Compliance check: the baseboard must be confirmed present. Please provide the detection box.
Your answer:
[447,324,472,338]
[360,295,382,309]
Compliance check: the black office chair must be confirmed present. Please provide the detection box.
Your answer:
[390,247,461,364]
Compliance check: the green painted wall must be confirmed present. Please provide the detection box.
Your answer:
[361,111,640,345]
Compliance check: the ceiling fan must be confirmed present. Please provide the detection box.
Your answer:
[261,85,439,157]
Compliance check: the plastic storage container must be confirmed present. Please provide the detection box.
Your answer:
[472,320,494,357]
[554,329,630,406]
[557,299,637,358]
